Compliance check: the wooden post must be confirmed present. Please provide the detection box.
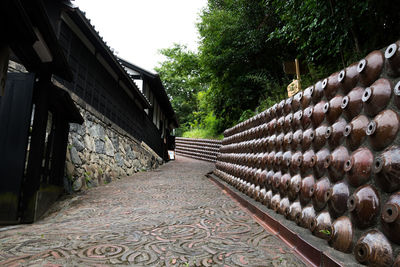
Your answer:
[0,45,9,97]
[295,58,301,91]
[21,75,50,223]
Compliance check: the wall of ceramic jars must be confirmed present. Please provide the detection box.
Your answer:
[175,137,221,163]
[214,41,400,266]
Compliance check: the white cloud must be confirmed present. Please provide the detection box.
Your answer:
[74,0,207,72]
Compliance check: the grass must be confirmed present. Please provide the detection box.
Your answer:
[182,128,223,140]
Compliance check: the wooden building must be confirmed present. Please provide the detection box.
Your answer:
[0,0,177,224]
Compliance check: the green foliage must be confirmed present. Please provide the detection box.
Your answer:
[156,0,400,137]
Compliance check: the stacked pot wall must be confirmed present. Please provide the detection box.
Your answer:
[175,137,221,163]
[214,41,400,266]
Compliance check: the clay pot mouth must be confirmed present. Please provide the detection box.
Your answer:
[309,218,317,232]
[288,114,293,122]
[338,70,346,83]
[344,124,352,137]
[382,203,399,223]
[286,97,293,105]
[344,158,353,172]
[309,131,315,140]
[297,110,303,120]
[287,135,293,143]
[295,184,301,193]
[309,186,314,196]
[309,86,314,96]
[322,78,328,89]
[385,43,397,59]
[310,156,316,167]
[325,126,332,139]
[362,87,372,102]
[357,59,367,73]
[394,81,400,96]
[341,96,349,109]
[324,155,332,168]
[323,102,329,113]
[366,121,377,136]
[296,133,303,142]
[355,243,370,263]
[326,189,332,202]
[296,156,303,166]
[373,157,384,173]
[347,195,357,211]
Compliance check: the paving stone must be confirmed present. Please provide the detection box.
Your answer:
[0,156,305,266]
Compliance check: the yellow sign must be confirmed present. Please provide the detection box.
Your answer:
[287,79,300,97]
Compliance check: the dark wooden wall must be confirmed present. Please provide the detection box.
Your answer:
[55,21,163,156]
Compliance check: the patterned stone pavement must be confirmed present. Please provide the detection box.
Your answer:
[0,156,305,266]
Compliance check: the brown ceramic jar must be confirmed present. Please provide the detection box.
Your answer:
[329,216,353,253]
[314,148,330,178]
[271,193,281,212]
[287,201,302,221]
[313,80,325,104]
[267,151,275,169]
[357,50,384,87]
[284,98,292,115]
[311,100,326,128]
[341,86,364,121]
[313,124,328,151]
[268,118,277,135]
[367,109,400,151]
[301,86,313,109]
[394,81,400,110]
[338,62,359,93]
[300,175,315,206]
[325,94,343,124]
[354,230,393,267]
[301,149,316,174]
[264,190,273,208]
[266,170,274,189]
[276,100,285,116]
[312,177,331,211]
[284,113,293,132]
[292,92,302,111]
[326,146,349,182]
[293,110,303,129]
[348,185,380,229]
[310,211,332,240]
[301,106,313,129]
[288,174,302,201]
[283,132,293,151]
[292,129,303,150]
[276,116,284,133]
[362,78,392,117]
[328,181,350,218]
[374,145,400,193]
[290,151,303,174]
[298,204,316,228]
[385,41,400,77]
[344,115,369,150]
[272,171,282,193]
[381,192,400,244]
[344,147,373,187]
[326,118,347,148]
[279,197,290,215]
[324,72,340,100]
[302,128,314,151]
[274,151,283,170]
[279,173,291,196]
[276,133,284,151]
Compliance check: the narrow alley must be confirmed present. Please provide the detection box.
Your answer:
[0,156,304,266]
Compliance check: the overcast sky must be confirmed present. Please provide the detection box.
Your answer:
[74,0,207,72]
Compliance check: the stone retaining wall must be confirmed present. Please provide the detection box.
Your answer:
[64,91,163,192]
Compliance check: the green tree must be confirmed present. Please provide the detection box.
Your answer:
[155,44,207,136]
[197,0,288,132]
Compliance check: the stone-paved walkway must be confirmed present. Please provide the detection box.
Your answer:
[0,156,305,266]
